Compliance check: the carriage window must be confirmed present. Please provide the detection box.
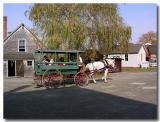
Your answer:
[19,39,26,52]
[125,54,128,61]
[56,54,65,62]
[69,53,77,62]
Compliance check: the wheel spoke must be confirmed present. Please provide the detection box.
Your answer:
[42,69,63,88]
[74,72,88,86]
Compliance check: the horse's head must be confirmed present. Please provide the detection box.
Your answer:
[105,58,115,68]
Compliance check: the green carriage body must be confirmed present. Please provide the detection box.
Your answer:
[34,49,84,79]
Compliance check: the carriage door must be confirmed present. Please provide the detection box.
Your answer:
[16,60,24,77]
[8,60,15,76]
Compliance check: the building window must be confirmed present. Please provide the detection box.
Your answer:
[146,57,149,61]
[125,54,128,61]
[27,61,32,66]
[113,56,120,58]
[19,40,26,52]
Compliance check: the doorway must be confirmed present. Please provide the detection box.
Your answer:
[8,60,15,76]
[16,60,24,77]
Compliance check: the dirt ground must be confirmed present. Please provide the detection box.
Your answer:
[4,72,158,119]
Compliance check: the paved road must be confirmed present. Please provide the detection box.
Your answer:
[4,72,157,119]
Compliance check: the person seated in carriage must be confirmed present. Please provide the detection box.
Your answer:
[58,57,65,66]
[43,56,50,65]
[49,59,54,65]
[103,55,107,60]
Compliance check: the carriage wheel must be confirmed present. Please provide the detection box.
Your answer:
[42,69,63,89]
[74,72,88,86]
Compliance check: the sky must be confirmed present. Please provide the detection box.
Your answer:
[3,3,157,44]
[118,4,157,43]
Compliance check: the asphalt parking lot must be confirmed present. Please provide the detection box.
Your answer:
[4,72,157,119]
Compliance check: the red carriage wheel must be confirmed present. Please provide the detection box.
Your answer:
[74,72,88,86]
[42,69,63,89]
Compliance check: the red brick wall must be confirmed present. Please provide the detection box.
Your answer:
[3,16,7,40]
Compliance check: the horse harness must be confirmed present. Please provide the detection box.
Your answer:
[90,59,109,73]
[101,59,109,68]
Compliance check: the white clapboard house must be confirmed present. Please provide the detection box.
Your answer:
[108,44,149,68]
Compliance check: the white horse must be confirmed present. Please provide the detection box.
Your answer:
[85,58,115,83]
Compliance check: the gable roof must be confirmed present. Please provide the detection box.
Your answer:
[128,44,142,54]
[111,44,143,54]
[147,44,157,54]
[3,23,40,47]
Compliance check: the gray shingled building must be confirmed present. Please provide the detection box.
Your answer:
[3,23,40,77]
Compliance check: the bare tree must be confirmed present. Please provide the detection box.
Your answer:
[138,31,157,45]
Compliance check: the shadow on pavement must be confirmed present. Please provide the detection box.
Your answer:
[5,85,32,93]
[4,85,157,120]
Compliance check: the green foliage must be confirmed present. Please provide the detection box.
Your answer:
[81,49,103,64]
[27,4,132,55]
[28,4,87,50]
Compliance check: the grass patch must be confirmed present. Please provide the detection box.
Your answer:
[122,67,157,72]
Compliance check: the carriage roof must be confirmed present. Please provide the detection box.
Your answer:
[35,49,84,54]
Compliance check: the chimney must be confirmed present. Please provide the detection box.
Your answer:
[3,16,7,40]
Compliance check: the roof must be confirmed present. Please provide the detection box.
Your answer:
[35,49,85,53]
[128,44,142,54]
[4,23,40,45]
[4,52,34,60]
[147,44,157,54]
[111,44,143,54]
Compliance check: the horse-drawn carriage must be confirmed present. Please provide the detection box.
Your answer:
[33,49,88,88]
[33,49,116,88]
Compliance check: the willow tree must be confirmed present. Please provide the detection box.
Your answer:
[27,4,87,50]
[79,4,132,54]
[27,4,131,55]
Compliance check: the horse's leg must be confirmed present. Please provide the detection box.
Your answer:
[84,72,90,85]
[89,73,96,83]
[102,76,104,80]
[104,68,108,83]
[91,75,96,83]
